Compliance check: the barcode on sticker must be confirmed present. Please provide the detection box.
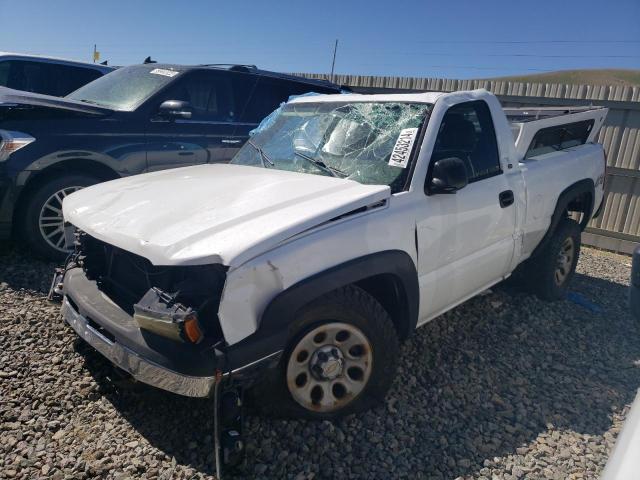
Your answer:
[150,68,179,77]
[388,128,418,168]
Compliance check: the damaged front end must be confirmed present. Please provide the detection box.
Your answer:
[53,230,232,398]
[79,231,227,347]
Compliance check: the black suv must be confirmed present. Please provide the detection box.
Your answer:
[0,63,341,258]
[0,52,114,96]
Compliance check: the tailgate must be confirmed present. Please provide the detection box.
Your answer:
[507,106,608,160]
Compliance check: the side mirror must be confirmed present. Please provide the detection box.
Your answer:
[429,157,468,194]
[158,100,192,120]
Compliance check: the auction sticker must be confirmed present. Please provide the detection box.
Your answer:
[150,68,179,77]
[389,128,418,168]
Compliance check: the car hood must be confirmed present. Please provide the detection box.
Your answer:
[63,164,390,267]
[0,86,111,115]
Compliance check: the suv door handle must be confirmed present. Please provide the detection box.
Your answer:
[499,190,514,208]
[221,139,242,144]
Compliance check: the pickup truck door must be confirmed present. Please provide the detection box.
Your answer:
[416,100,517,320]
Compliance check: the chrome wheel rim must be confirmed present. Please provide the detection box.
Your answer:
[555,237,575,286]
[286,322,373,413]
[38,186,83,253]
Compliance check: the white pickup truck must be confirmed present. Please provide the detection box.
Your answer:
[57,89,608,419]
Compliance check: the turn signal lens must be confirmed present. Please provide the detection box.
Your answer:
[183,314,203,344]
[0,130,35,162]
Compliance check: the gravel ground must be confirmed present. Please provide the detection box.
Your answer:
[1,243,639,480]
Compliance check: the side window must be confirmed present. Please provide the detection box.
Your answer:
[3,60,49,94]
[432,100,501,183]
[525,120,594,159]
[240,77,332,124]
[52,64,103,96]
[0,62,10,87]
[158,71,255,123]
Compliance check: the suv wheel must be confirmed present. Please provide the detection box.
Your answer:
[22,174,101,260]
[253,285,399,419]
[522,218,581,301]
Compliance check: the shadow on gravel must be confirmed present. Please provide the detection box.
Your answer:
[68,267,640,479]
[0,242,57,294]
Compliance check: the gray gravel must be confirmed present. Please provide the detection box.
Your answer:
[1,243,639,480]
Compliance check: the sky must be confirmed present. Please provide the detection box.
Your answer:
[0,0,639,79]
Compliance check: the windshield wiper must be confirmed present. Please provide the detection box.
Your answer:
[294,151,346,178]
[247,140,274,168]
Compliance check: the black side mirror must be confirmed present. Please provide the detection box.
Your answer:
[158,100,192,120]
[429,157,468,194]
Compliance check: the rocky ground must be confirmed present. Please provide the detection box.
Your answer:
[1,243,639,480]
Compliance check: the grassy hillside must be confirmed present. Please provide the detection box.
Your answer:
[486,69,640,86]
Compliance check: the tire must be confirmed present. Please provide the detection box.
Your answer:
[251,285,400,420]
[21,173,102,260]
[519,217,581,301]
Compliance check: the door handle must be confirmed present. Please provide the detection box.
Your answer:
[221,139,242,144]
[499,190,514,208]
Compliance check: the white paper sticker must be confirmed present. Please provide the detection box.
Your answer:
[150,68,179,77]
[388,128,418,168]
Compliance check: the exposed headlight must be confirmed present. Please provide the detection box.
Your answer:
[133,287,204,344]
[0,130,35,161]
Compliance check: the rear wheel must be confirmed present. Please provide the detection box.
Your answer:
[518,218,581,301]
[21,173,101,260]
[252,285,399,419]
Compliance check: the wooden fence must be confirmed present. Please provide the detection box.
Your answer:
[296,73,640,254]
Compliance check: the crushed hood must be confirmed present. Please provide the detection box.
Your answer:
[63,164,390,267]
[0,86,111,115]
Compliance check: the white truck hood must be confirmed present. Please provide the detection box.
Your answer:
[63,164,390,267]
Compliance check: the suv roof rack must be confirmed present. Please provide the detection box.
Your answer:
[200,64,257,72]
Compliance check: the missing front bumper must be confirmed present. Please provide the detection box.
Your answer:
[62,296,218,397]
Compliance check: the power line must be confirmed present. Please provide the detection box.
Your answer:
[414,39,640,44]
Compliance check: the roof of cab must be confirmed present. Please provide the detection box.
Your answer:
[288,91,445,104]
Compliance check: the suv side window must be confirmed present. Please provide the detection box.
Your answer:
[240,77,335,124]
[161,70,255,123]
[0,60,104,96]
[53,64,103,95]
[432,100,501,182]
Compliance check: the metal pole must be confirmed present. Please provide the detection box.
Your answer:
[330,39,338,82]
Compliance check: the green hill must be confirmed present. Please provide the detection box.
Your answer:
[486,69,640,86]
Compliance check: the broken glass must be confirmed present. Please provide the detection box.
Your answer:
[232,101,432,192]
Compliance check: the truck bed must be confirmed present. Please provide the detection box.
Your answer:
[505,106,608,160]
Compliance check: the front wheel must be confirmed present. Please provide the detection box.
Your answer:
[253,285,399,419]
[21,173,102,260]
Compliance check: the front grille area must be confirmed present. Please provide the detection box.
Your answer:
[75,232,227,340]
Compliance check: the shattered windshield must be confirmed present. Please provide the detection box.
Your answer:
[231,101,431,192]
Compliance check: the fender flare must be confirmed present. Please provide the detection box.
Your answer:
[532,178,594,257]
[223,250,419,369]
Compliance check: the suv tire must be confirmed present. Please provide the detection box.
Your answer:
[252,285,399,419]
[22,173,101,260]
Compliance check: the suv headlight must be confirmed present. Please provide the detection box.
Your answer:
[0,130,35,161]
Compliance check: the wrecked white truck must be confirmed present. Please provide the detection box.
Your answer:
[55,89,607,420]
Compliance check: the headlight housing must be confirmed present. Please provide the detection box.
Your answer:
[0,130,35,161]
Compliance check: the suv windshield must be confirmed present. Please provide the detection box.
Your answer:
[231,101,431,192]
[66,65,182,111]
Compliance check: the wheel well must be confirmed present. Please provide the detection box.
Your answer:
[355,273,412,340]
[566,190,593,229]
[531,179,594,258]
[13,159,119,226]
